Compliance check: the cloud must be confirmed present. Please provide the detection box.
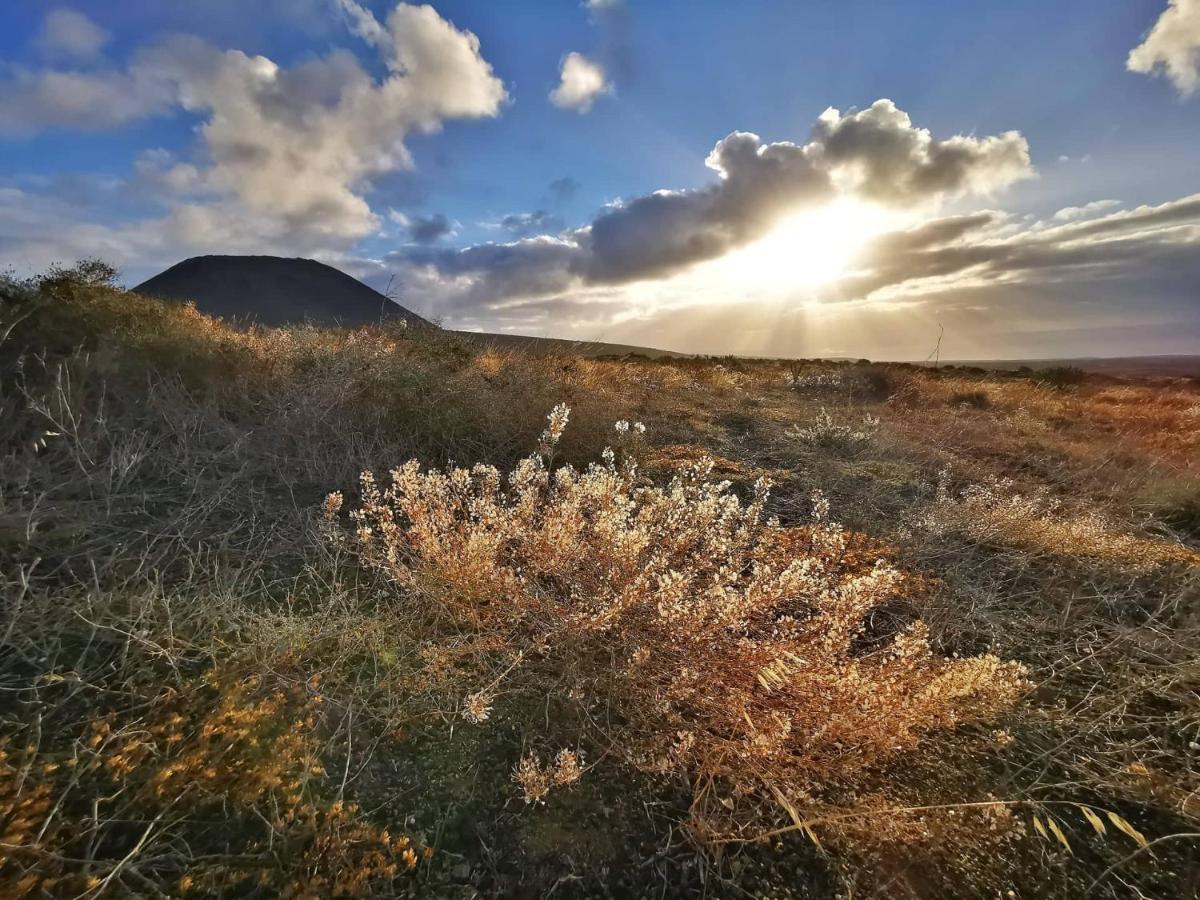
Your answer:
[1128,0,1200,95]
[0,4,507,251]
[36,9,110,61]
[396,236,582,314]
[1052,199,1120,221]
[808,100,1033,204]
[0,65,174,136]
[579,131,832,283]
[128,149,207,204]
[490,210,565,237]
[550,52,611,112]
[834,194,1200,304]
[365,191,1200,358]
[383,99,1033,313]
[548,176,580,204]
[405,212,454,244]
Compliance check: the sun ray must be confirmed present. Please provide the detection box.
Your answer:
[716,199,917,292]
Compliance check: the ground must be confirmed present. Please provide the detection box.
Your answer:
[0,265,1197,898]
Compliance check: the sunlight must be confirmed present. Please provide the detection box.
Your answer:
[718,199,916,292]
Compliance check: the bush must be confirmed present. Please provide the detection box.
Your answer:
[1152,484,1200,539]
[1033,366,1086,390]
[950,390,992,410]
[785,367,847,397]
[786,408,880,454]
[849,363,893,402]
[785,364,893,403]
[331,408,1026,832]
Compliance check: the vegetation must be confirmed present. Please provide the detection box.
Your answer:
[1,264,1198,897]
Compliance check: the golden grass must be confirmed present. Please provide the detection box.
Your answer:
[0,668,423,898]
[923,474,1200,571]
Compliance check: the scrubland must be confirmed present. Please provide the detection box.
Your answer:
[1,263,1198,898]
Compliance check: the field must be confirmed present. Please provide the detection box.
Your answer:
[1,264,1198,898]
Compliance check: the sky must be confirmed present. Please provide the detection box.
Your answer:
[1,0,1198,360]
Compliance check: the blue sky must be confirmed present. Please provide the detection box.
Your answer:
[1,1,1198,359]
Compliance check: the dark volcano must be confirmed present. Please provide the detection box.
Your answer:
[133,255,428,328]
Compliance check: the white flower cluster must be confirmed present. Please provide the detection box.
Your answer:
[787,408,880,453]
[786,370,846,394]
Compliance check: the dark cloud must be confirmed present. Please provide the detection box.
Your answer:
[548,176,580,205]
[407,212,453,244]
[496,210,565,237]
[1039,194,1200,242]
[381,181,1200,357]
[385,129,835,307]
[398,237,581,313]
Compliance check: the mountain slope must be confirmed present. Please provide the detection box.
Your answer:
[134,255,428,328]
[451,330,686,359]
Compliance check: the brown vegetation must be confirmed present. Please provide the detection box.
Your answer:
[1,264,1197,897]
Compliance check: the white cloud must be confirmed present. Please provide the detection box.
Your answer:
[0,65,174,136]
[1052,199,1121,221]
[0,4,507,248]
[549,52,611,112]
[132,149,206,197]
[36,9,110,61]
[335,0,392,51]
[1128,0,1200,96]
[809,100,1033,204]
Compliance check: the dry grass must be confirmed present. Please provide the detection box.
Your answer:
[1,264,1198,897]
[922,473,1200,571]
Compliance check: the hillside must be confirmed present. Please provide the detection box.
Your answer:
[134,255,429,328]
[938,355,1200,379]
[452,330,687,359]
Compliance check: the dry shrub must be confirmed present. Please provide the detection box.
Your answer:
[950,390,991,410]
[330,407,1026,832]
[923,474,1200,571]
[786,368,849,397]
[512,749,585,804]
[454,352,635,465]
[785,364,892,403]
[786,407,880,454]
[1032,366,1087,390]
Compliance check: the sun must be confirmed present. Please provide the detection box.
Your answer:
[718,199,913,292]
